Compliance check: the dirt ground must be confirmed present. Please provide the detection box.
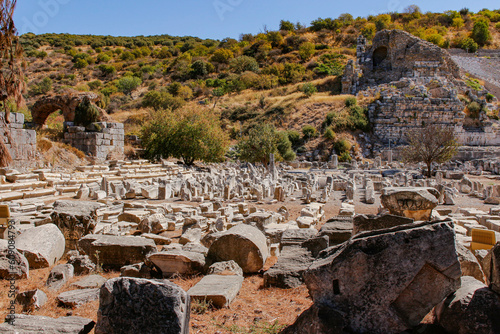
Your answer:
[1,173,499,333]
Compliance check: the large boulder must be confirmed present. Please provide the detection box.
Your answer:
[264,246,314,289]
[381,187,440,220]
[302,220,461,334]
[317,217,353,245]
[206,224,268,273]
[95,277,190,334]
[0,314,95,333]
[456,243,485,282]
[78,234,156,269]
[434,276,500,334]
[51,200,102,250]
[486,242,500,295]
[16,224,65,269]
[148,250,205,277]
[46,264,74,291]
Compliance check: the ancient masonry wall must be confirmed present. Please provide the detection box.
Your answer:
[0,112,36,162]
[63,122,124,161]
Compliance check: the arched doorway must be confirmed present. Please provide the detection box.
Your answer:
[373,46,388,69]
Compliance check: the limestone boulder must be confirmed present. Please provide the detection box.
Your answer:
[486,242,500,295]
[303,220,461,334]
[16,223,65,269]
[51,200,102,250]
[456,243,485,282]
[138,213,169,234]
[57,288,100,308]
[67,250,96,275]
[264,246,314,289]
[207,260,243,276]
[78,234,156,269]
[46,264,74,291]
[381,187,440,220]
[16,289,47,312]
[434,276,500,334]
[317,217,352,245]
[72,275,108,289]
[187,274,244,308]
[95,277,190,334]
[148,250,205,277]
[207,224,268,273]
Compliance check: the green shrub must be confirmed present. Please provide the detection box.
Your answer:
[302,125,317,140]
[486,93,495,102]
[333,138,351,154]
[88,80,102,91]
[298,42,315,61]
[466,79,482,90]
[229,56,259,74]
[287,130,301,147]
[276,131,296,161]
[467,101,481,117]
[142,90,185,111]
[496,22,500,31]
[74,97,100,127]
[344,96,357,107]
[324,127,336,140]
[459,38,478,53]
[117,76,142,95]
[97,53,111,63]
[339,151,352,162]
[300,83,317,97]
[98,64,117,76]
[74,58,88,69]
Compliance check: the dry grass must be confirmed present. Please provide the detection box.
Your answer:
[37,136,89,169]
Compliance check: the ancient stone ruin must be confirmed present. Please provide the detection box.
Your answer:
[343,30,500,148]
[0,112,36,165]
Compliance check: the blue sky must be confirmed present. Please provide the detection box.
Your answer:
[14,0,499,40]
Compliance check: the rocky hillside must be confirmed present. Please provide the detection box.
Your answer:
[10,7,500,162]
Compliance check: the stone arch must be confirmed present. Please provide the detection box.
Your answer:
[31,92,102,126]
[373,46,388,69]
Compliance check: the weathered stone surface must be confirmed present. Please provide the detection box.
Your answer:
[78,234,156,269]
[280,228,318,248]
[51,200,101,250]
[0,245,29,279]
[179,227,202,245]
[72,275,107,289]
[95,277,190,334]
[264,246,314,289]
[67,250,96,275]
[141,233,172,245]
[317,217,353,245]
[352,213,414,235]
[381,187,440,220]
[16,223,65,269]
[187,274,244,308]
[434,276,500,334]
[138,213,168,234]
[46,264,74,291]
[281,303,345,334]
[487,242,500,295]
[0,314,95,333]
[16,289,47,312]
[57,288,100,308]
[120,262,154,279]
[207,224,268,273]
[303,220,461,334]
[207,260,243,276]
[148,250,205,277]
[456,243,485,282]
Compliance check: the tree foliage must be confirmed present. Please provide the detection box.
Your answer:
[141,107,229,165]
[401,124,459,177]
[117,76,142,95]
[74,97,101,127]
[238,124,295,164]
[472,19,491,45]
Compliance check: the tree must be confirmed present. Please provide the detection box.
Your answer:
[401,124,459,177]
[74,97,101,127]
[142,90,185,111]
[279,20,295,31]
[472,19,491,46]
[298,42,315,61]
[238,124,295,164]
[210,48,234,64]
[140,107,229,165]
[229,56,259,74]
[0,0,25,166]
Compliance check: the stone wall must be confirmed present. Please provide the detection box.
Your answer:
[0,112,36,162]
[63,122,124,161]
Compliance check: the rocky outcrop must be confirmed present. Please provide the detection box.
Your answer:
[297,220,461,334]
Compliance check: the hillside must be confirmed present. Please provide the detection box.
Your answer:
[11,7,500,163]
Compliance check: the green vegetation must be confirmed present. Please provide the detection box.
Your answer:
[140,107,229,165]
[301,125,318,140]
[465,78,482,91]
[300,82,317,97]
[74,97,101,127]
[238,124,296,164]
